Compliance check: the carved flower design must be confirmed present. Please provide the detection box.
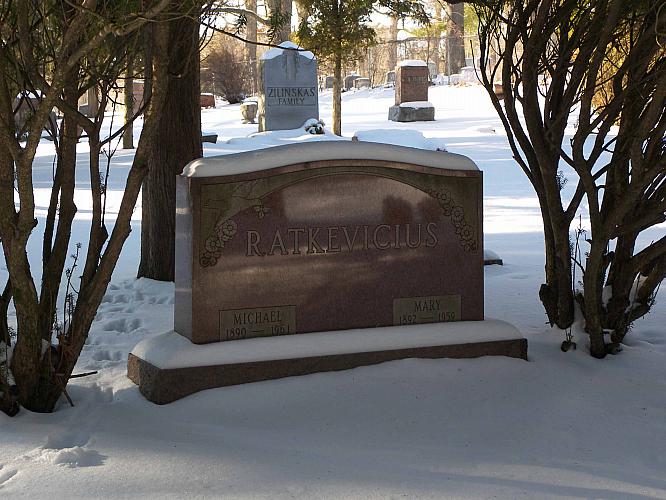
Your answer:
[451,206,465,224]
[205,235,225,253]
[440,203,452,216]
[438,190,452,205]
[428,189,452,206]
[216,219,238,240]
[424,188,477,253]
[460,224,474,241]
[200,251,216,267]
[253,204,269,219]
[462,239,477,252]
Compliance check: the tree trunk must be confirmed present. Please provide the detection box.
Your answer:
[123,58,135,149]
[138,13,202,281]
[295,0,309,25]
[433,4,442,74]
[333,54,342,136]
[281,0,293,43]
[583,242,608,358]
[267,0,292,43]
[446,3,465,73]
[245,0,258,95]
[143,24,153,105]
[388,15,398,71]
[0,280,10,346]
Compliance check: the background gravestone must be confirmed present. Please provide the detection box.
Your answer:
[258,41,319,132]
[344,74,360,91]
[354,78,371,89]
[389,61,435,122]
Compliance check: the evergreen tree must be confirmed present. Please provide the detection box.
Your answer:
[297,0,428,135]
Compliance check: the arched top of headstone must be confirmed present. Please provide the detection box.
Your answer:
[261,41,315,61]
[182,141,478,177]
[398,59,427,67]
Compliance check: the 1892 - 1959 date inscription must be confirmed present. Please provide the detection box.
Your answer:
[393,295,461,326]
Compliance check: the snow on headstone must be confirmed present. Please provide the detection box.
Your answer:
[258,41,319,132]
[483,249,503,266]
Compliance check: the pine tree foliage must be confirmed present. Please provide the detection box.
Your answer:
[296,0,429,134]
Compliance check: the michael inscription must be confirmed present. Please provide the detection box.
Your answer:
[393,295,461,326]
[219,305,297,340]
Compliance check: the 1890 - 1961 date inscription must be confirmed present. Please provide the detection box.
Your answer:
[219,305,296,340]
[393,295,461,326]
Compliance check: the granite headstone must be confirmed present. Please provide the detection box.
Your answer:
[128,141,528,403]
[258,41,319,132]
[174,142,483,344]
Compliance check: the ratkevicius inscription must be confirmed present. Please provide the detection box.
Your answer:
[244,223,438,256]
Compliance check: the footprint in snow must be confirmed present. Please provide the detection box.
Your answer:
[102,317,142,333]
[103,318,127,332]
[51,447,105,467]
[44,430,90,450]
[0,466,18,487]
[30,447,105,468]
[112,294,129,304]
[91,349,123,362]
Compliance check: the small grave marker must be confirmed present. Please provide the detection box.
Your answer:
[389,60,435,122]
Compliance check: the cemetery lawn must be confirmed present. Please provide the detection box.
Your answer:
[1,85,665,499]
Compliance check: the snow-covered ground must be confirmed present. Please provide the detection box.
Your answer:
[1,85,665,499]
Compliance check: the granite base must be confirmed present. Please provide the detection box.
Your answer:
[128,321,527,404]
[388,105,435,122]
